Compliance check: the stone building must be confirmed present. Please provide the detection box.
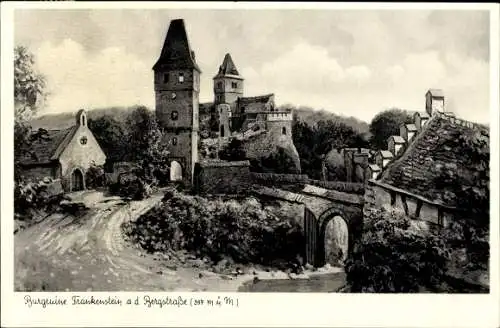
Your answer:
[19,109,106,192]
[364,89,489,230]
[153,19,201,186]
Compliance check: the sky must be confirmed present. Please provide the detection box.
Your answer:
[14,9,491,123]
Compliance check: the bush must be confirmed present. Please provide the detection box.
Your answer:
[123,192,304,268]
[14,178,64,220]
[344,207,450,292]
[85,164,106,189]
[109,172,152,200]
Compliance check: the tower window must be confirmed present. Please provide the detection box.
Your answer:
[171,92,176,99]
[171,111,179,120]
[282,127,287,135]
[178,73,184,83]
[232,82,238,89]
[80,136,88,145]
[217,82,223,89]
[172,137,178,145]
[163,73,169,83]
[241,107,246,114]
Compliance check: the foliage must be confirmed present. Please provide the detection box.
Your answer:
[123,191,304,268]
[293,117,370,180]
[14,46,47,122]
[250,147,300,174]
[369,108,413,150]
[85,164,106,189]
[14,178,64,220]
[218,138,246,161]
[109,172,153,201]
[87,115,128,169]
[345,207,450,292]
[433,127,490,270]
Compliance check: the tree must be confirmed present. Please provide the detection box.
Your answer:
[88,115,128,169]
[369,108,413,150]
[14,46,47,122]
[251,147,299,174]
[219,138,247,161]
[14,46,48,182]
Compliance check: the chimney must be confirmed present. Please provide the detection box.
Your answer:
[376,150,394,169]
[414,112,430,132]
[388,135,406,156]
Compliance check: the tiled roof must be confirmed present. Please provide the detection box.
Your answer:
[153,19,201,72]
[20,126,78,165]
[214,53,240,78]
[389,135,406,143]
[405,123,418,131]
[380,115,489,208]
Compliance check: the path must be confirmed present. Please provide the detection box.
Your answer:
[15,190,345,292]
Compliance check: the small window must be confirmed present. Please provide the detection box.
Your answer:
[171,92,176,99]
[241,107,246,114]
[282,127,287,135]
[172,137,178,145]
[217,82,223,89]
[171,111,179,120]
[178,73,184,83]
[390,192,396,206]
[163,73,169,83]
[80,136,88,145]
[232,82,238,89]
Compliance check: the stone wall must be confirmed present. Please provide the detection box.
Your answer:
[20,165,56,182]
[364,180,455,229]
[194,160,251,194]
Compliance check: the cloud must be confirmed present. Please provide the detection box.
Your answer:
[36,38,154,113]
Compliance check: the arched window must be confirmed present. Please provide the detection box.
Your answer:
[178,73,184,83]
[172,137,178,145]
[220,125,225,138]
[171,111,179,120]
[282,127,287,135]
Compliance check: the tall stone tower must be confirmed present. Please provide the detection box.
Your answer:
[153,19,201,186]
[213,53,244,109]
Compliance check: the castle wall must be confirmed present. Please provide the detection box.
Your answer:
[194,161,251,194]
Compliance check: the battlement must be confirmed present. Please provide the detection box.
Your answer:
[267,111,293,121]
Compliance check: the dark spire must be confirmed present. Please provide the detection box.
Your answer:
[215,53,240,77]
[153,19,201,72]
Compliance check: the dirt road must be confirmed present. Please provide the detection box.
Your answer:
[15,190,345,292]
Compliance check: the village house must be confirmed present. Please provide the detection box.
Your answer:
[19,109,106,192]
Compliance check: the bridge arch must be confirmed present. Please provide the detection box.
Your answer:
[317,207,350,267]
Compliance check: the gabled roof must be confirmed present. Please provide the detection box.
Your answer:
[405,123,418,132]
[20,126,78,165]
[153,19,201,72]
[237,94,275,113]
[426,88,444,98]
[389,135,406,144]
[378,150,394,158]
[214,53,241,78]
[379,115,489,208]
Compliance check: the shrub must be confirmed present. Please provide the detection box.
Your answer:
[109,172,152,200]
[14,178,64,220]
[344,207,450,293]
[123,192,304,268]
[85,164,106,189]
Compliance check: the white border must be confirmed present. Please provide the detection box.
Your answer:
[2,2,499,327]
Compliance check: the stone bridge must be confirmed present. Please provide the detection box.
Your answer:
[252,184,365,267]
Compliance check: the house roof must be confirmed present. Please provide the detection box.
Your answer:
[237,94,275,113]
[427,88,444,98]
[20,126,78,165]
[389,135,406,144]
[369,164,381,171]
[214,53,241,78]
[378,150,394,158]
[379,114,489,208]
[153,19,201,72]
[415,111,430,119]
[405,123,418,132]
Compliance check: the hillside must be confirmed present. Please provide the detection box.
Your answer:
[282,105,370,134]
[30,106,150,130]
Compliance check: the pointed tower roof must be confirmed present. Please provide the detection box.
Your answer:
[153,19,201,72]
[214,53,242,79]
